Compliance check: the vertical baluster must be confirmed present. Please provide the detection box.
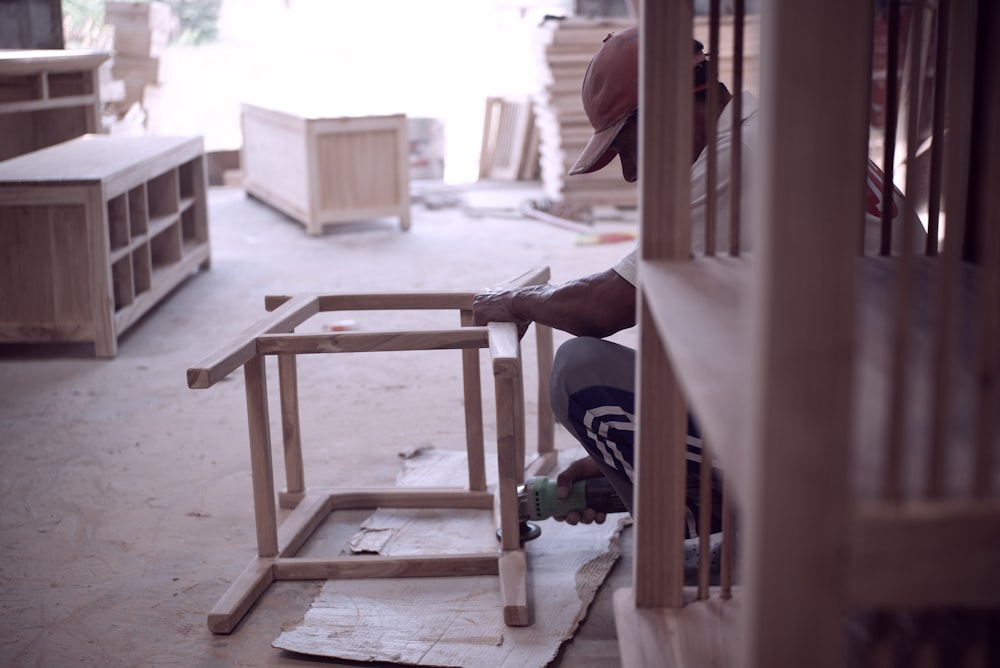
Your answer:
[924,0,950,256]
[971,1,1000,500]
[704,0,720,255]
[883,0,926,501]
[729,0,745,256]
[879,0,901,256]
[697,440,713,600]
[926,0,978,499]
[719,477,734,600]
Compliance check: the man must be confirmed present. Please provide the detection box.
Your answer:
[473,27,756,530]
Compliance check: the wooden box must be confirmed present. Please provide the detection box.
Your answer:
[0,134,210,357]
[0,49,109,161]
[240,103,411,235]
[104,1,172,58]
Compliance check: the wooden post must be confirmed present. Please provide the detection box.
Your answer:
[741,0,872,665]
[460,309,487,491]
[244,355,278,558]
[278,353,305,503]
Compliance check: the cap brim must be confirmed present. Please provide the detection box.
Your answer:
[568,115,629,175]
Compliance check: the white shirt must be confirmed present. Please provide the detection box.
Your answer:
[614,91,761,286]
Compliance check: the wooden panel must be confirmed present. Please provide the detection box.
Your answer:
[0,204,90,332]
[316,128,400,211]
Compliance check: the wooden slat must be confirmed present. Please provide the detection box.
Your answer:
[634,297,687,610]
[272,554,500,580]
[278,354,305,496]
[882,0,927,501]
[640,257,749,498]
[264,290,474,313]
[460,309,487,492]
[256,328,489,356]
[741,1,872,665]
[244,356,278,558]
[276,492,333,557]
[489,322,522,553]
[207,557,274,634]
[187,294,318,388]
[971,0,1000,499]
[926,0,979,499]
[324,488,495,511]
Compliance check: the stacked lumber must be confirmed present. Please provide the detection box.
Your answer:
[103,1,173,122]
[532,17,638,207]
[530,15,760,207]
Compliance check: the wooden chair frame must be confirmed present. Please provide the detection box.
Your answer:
[187,266,557,634]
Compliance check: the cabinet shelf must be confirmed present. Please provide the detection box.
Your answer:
[0,50,108,161]
[642,254,995,504]
[0,135,210,357]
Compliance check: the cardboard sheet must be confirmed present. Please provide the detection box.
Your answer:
[273,449,629,667]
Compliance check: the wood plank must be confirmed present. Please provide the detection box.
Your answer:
[207,557,274,634]
[264,290,475,312]
[244,356,278,558]
[460,309,487,492]
[278,352,305,496]
[848,501,1000,608]
[640,257,749,499]
[272,554,500,580]
[187,294,318,389]
[633,297,687,609]
[740,1,871,665]
[324,488,495,511]
[255,328,489,356]
[276,492,333,558]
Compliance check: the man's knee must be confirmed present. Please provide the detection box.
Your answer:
[549,337,612,424]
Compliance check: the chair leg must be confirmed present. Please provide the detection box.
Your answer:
[278,353,306,507]
[489,322,531,625]
[244,356,278,558]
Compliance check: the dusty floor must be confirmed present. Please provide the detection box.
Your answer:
[0,181,639,667]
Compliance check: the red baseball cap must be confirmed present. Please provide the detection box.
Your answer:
[568,27,639,176]
[569,30,710,176]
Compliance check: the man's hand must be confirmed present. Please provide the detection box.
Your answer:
[553,456,607,525]
[472,290,531,337]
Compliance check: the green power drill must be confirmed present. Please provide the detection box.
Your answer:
[516,475,728,584]
[518,475,628,522]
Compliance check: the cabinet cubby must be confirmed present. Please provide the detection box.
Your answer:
[0,135,210,357]
[0,50,108,161]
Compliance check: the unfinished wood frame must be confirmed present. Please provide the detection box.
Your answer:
[187,266,556,633]
[615,1,999,666]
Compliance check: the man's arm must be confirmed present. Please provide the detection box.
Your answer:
[472,267,636,338]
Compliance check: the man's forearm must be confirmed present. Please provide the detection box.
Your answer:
[498,269,636,338]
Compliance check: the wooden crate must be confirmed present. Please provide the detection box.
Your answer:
[0,134,210,357]
[0,49,109,161]
[240,103,411,235]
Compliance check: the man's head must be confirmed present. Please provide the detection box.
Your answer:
[568,29,717,182]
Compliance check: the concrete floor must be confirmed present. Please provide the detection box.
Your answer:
[0,181,639,667]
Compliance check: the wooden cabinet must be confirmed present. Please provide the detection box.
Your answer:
[0,49,109,161]
[240,103,411,235]
[0,134,210,357]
